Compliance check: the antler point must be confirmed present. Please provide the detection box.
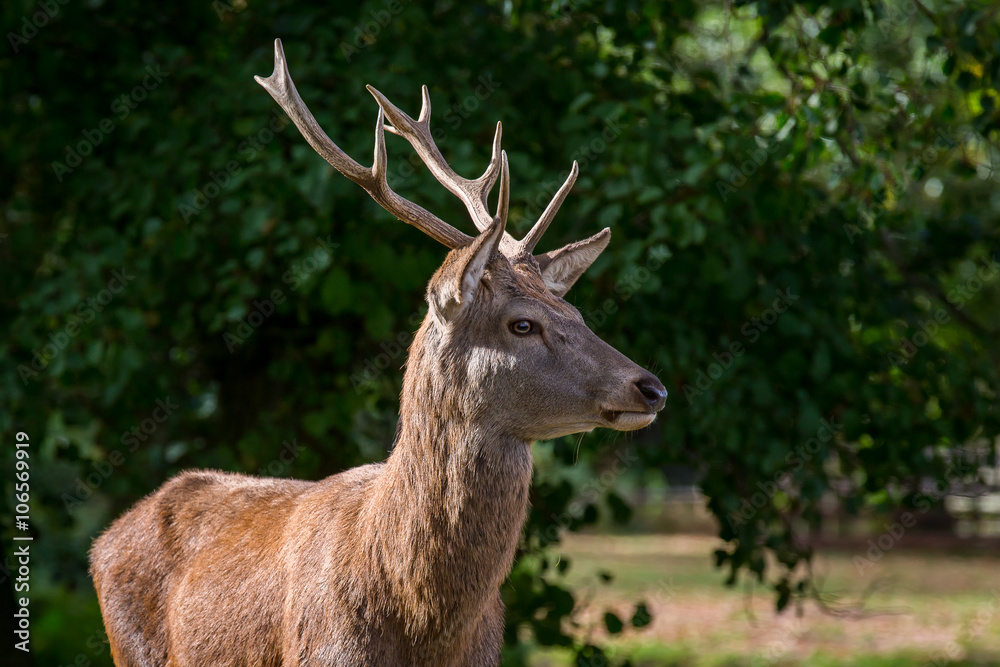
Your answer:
[418,86,432,124]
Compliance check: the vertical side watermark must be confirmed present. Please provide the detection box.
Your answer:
[11,431,33,654]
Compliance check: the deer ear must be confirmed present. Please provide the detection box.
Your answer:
[536,228,611,297]
[430,216,506,323]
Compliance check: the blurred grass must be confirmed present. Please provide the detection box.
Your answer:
[520,534,1000,667]
[529,644,1000,667]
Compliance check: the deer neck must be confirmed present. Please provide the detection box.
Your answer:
[367,321,533,626]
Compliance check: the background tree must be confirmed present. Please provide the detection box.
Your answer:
[2,0,998,665]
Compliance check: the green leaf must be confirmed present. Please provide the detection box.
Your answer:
[631,602,652,628]
[603,611,624,634]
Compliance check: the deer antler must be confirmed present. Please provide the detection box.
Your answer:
[255,38,591,260]
[254,39,471,248]
[518,161,578,255]
[365,87,505,231]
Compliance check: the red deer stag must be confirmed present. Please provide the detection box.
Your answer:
[90,38,667,667]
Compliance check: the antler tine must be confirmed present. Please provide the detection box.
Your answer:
[255,39,370,184]
[418,84,431,123]
[372,107,388,178]
[255,39,471,249]
[495,151,510,224]
[471,122,505,221]
[518,161,579,254]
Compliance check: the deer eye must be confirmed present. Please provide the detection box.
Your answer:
[510,320,534,336]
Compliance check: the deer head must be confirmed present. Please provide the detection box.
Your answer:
[255,39,667,443]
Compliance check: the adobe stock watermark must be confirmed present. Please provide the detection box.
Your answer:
[543,448,639,542]
[7,0,70,53]
[178,109,288,222]
[581,245,671,330]
[726,417,842,530]
[339,0,408,62]
[888,255,1000,367]
[51,64,169,181]
[223,236,339,351]
[643,576,679,614]
[751,617,808,667]
[682,287,800,404]
[875,0,918,39]
[519,113,628,226]
[349,309,425,392]
[252,438,306,477]
[577,577,678,666]
[43,630,113,667]
[62,397,180,513]
[437,75,502,131]
[843,123,980,243]
[545,0,585,27]
[715,133,788,201]
[852,451,984,575]
[924,589,1000,667]
[211,0,247,20]
[17,268,134,384]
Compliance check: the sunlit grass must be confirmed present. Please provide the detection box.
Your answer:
[522,534,1000,666]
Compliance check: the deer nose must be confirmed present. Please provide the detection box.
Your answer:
[634,375,668,411]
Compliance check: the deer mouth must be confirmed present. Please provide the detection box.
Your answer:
[599,409,657,431]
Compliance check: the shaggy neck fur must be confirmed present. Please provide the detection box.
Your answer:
[364,316,533,643]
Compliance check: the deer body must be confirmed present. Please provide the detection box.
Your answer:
[91,39,667,666]
[92,444,528,666]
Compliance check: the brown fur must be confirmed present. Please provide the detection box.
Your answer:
[91,236,665,665]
